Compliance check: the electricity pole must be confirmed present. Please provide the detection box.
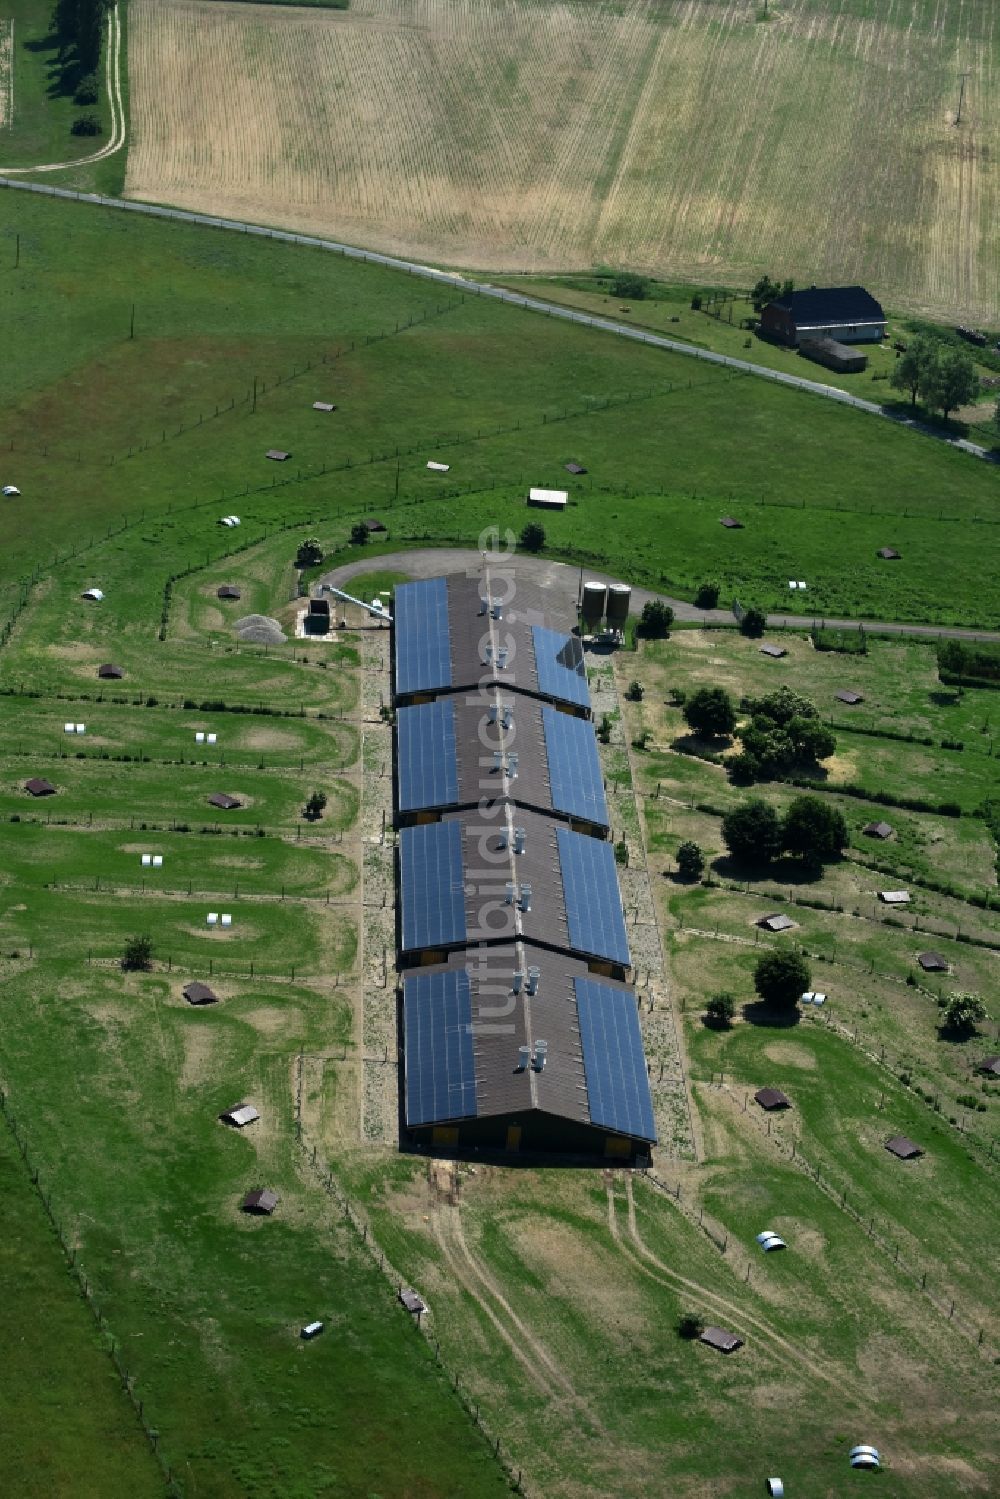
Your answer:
[956,71,970,125]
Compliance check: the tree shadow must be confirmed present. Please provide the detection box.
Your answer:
[928,690,962,708]
[23,27,80,98]
[742,999,802,1029]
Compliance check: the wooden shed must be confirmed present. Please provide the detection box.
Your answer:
[754,1087,791,1111]
[700,1326,744,1354]
[97,663,125,680]
[884,1135,922,1161]
[183,981,219,1006]
[241,1188,279,1215]
[208,793,241,811]
[917,951,948,973]
[25,777,56,797]
[863,821,893,840]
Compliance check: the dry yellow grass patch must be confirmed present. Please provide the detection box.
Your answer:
[125,0,1000,320]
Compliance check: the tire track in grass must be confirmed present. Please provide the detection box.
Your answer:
[609,1171,859,1402]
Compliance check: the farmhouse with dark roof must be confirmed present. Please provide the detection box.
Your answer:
[760,286,886,348]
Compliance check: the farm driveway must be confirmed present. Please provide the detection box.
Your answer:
[321,549,1000,644]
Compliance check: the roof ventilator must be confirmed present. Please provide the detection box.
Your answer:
[519,883,533,913]
[526,966,540,995]
[513,827,526,854]
[516,1044,531,1071]
[532,1039,548,1071]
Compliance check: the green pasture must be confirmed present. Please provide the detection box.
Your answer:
[344,1148,998,1497]
[0,1121,164,1499]
[0,882,357,976]
[496,274,1000,444]
[0,820,358,899]
[0,692,358,770]
[686,1017,999,1335]
[0,193,998,634]
[0,755,359,831]
[0,960,508,1499]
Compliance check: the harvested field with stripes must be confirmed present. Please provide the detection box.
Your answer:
[124,0,1000,321]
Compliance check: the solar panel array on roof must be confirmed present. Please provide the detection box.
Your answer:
[575,977,655,1140]
[556,826,630,966]
[399,821,466,951]
[531,626,590,709]
[404,969,477,1125]
[542,707,608,826]
[397,700,459,813]
[394,578,452,697]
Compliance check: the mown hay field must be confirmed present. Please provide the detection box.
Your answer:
[124,0,1000,321]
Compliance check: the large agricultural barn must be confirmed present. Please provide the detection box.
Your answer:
[392,574,655,1162]
[760,285,886,347]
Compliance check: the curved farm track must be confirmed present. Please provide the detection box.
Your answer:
[0,7,125,174]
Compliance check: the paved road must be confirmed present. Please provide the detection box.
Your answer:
[322,548,1000,644]
[1,176,996,466]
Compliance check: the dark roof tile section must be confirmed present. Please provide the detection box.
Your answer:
[183,981,219,1005]
[766,285,885,326]
[836,690,864,705]
[700,1326,744,1354]
[403,947,655,1143]
[241,1189,279,1214]
[754,1087,790,1110]
[917,951,948,972]
[977,1056,1000,1076]
[885,1135,923,1160]
[217,585,241,600]
[759,644,787,658]
[863,821,893,839]
[25,777,56,796]
[208,793,241,810]
[399,1288,427,1313]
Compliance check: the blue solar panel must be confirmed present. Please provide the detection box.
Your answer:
[397,701,459,812]
[556,826,630,966]
[394,578,452,696]
[404,969,478,1126]
[575,978,656,1141]
[542,707,608,826]
[531,626,591,709]
[399,821,467,952]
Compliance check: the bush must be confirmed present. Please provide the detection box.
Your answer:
[739,607,766,638]
[597,714,612,744]
[74,72,98,105]
[632,729,652,751]
[676,841,704,881]
[519,522,545,553]
[940,991,988,1038]
[71,113,103,137]
[694,581,720,610]
[626,680,644,702]
[610,272,648,300]
[637,599,674,638]
[303,790,327,821]
[690,295,703,311]
[721,798,782,865]
[614,840,629,866]
[349,522,370,546]
[704,991,735,1028]
[754,948,810,1010]
[677,1314,704,1340]
[781,795,848,865]
[121,934,153,972]
[683,686,736,739]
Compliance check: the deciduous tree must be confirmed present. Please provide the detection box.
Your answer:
[754,948,809,1010]
[721,798,782,864]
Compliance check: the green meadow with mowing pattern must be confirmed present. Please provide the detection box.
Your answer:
[0,185,996,1497]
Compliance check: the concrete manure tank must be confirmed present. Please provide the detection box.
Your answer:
[605,583,632,628]
[581,581,607,631]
